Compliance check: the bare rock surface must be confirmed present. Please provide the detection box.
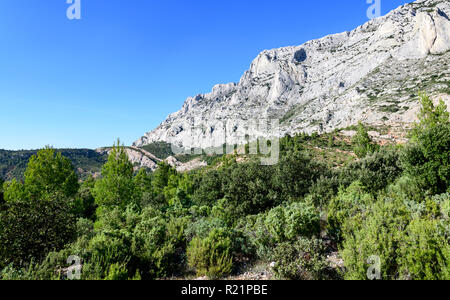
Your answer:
[134,0,450,149]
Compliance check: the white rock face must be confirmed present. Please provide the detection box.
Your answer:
[134,0,450,149]
[96,147,161,171]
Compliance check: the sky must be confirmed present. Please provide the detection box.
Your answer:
[0,0,412,150]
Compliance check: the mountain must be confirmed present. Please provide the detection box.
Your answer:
[134,0,450,149]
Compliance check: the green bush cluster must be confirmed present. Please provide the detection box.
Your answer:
[271,238,329,280]
[187,228,233,279]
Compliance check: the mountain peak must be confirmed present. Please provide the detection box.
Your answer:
[134,0,450,149]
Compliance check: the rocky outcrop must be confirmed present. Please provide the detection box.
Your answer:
[96,147,161,171]
[134,0,450,149]
[95,147,208,172]
[166,156,208,173]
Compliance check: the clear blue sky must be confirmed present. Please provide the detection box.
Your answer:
[0,0,411,150]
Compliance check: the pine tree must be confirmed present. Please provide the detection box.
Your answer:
[93,139,136,210]
[352,122,378,158]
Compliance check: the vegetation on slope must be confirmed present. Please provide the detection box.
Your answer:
[0,93,448,280]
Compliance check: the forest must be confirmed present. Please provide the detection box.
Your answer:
[0,93,448,280]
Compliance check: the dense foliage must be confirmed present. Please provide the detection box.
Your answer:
[0,94,448,280]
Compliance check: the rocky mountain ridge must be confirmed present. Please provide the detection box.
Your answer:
[134,0,450,149]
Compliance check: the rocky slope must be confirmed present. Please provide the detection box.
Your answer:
[134,0,450,149]
[96,147,162,171]
[95,147,206,173]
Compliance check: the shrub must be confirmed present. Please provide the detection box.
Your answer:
[271,238,330,280]
[273,150,326,200]
[221,160,278,219]
[105,263,129,280]
[264,206,286,242]
[265,201,320,241]
[284,201,321,239]
[327,181,374,242]
[340,197,411,280]
[402,123,450,195]
[387,175,424,204]
[307,174,340,208]
[73,176,97,220]
[397,218,449,280]
[0,192,76,268]
[191,170,224,207]
[184,217,227,242]
[340,147,403,193]
[352,122,379,158]
[187,228,233,279]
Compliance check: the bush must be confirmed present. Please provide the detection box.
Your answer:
[307,174,340,208]
[191,170,224,207]
[402,123,450,195]
[273,151,326,200]
[340,197,411,280]
[265,201,320,241]
[74,176,97,220]
[271,238,330,280]
[339,147,403,193]
[397,218,449,280]
[105,263,129,280]
[352,122,379,158]
[327,181,374,242]
[187,228,233,279]
[237,201,321,262]
[0,192,76,268]
[221,160,278,219]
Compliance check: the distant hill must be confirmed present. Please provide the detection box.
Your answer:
[0,149,108,181]
[0,144,211,182]
[138,141,175,160]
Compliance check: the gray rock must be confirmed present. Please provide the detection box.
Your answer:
[134,0,450,149]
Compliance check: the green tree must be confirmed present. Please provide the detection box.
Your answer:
[402,93,449,195]
[402,123,450,195]
[192,170,224,207]
[152,162,177,193]
[221,160,277,219]
[0,148,78,268]
[273,150,325,201]
[24,147,79,199]
[340,147,403,193]
[133,169,155,208]
[412,92,449,139]
[93,140,136,210]
[327,181,374,242]
[0,178,4,205]
[352,122,379,158]
[74,176,97,220]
